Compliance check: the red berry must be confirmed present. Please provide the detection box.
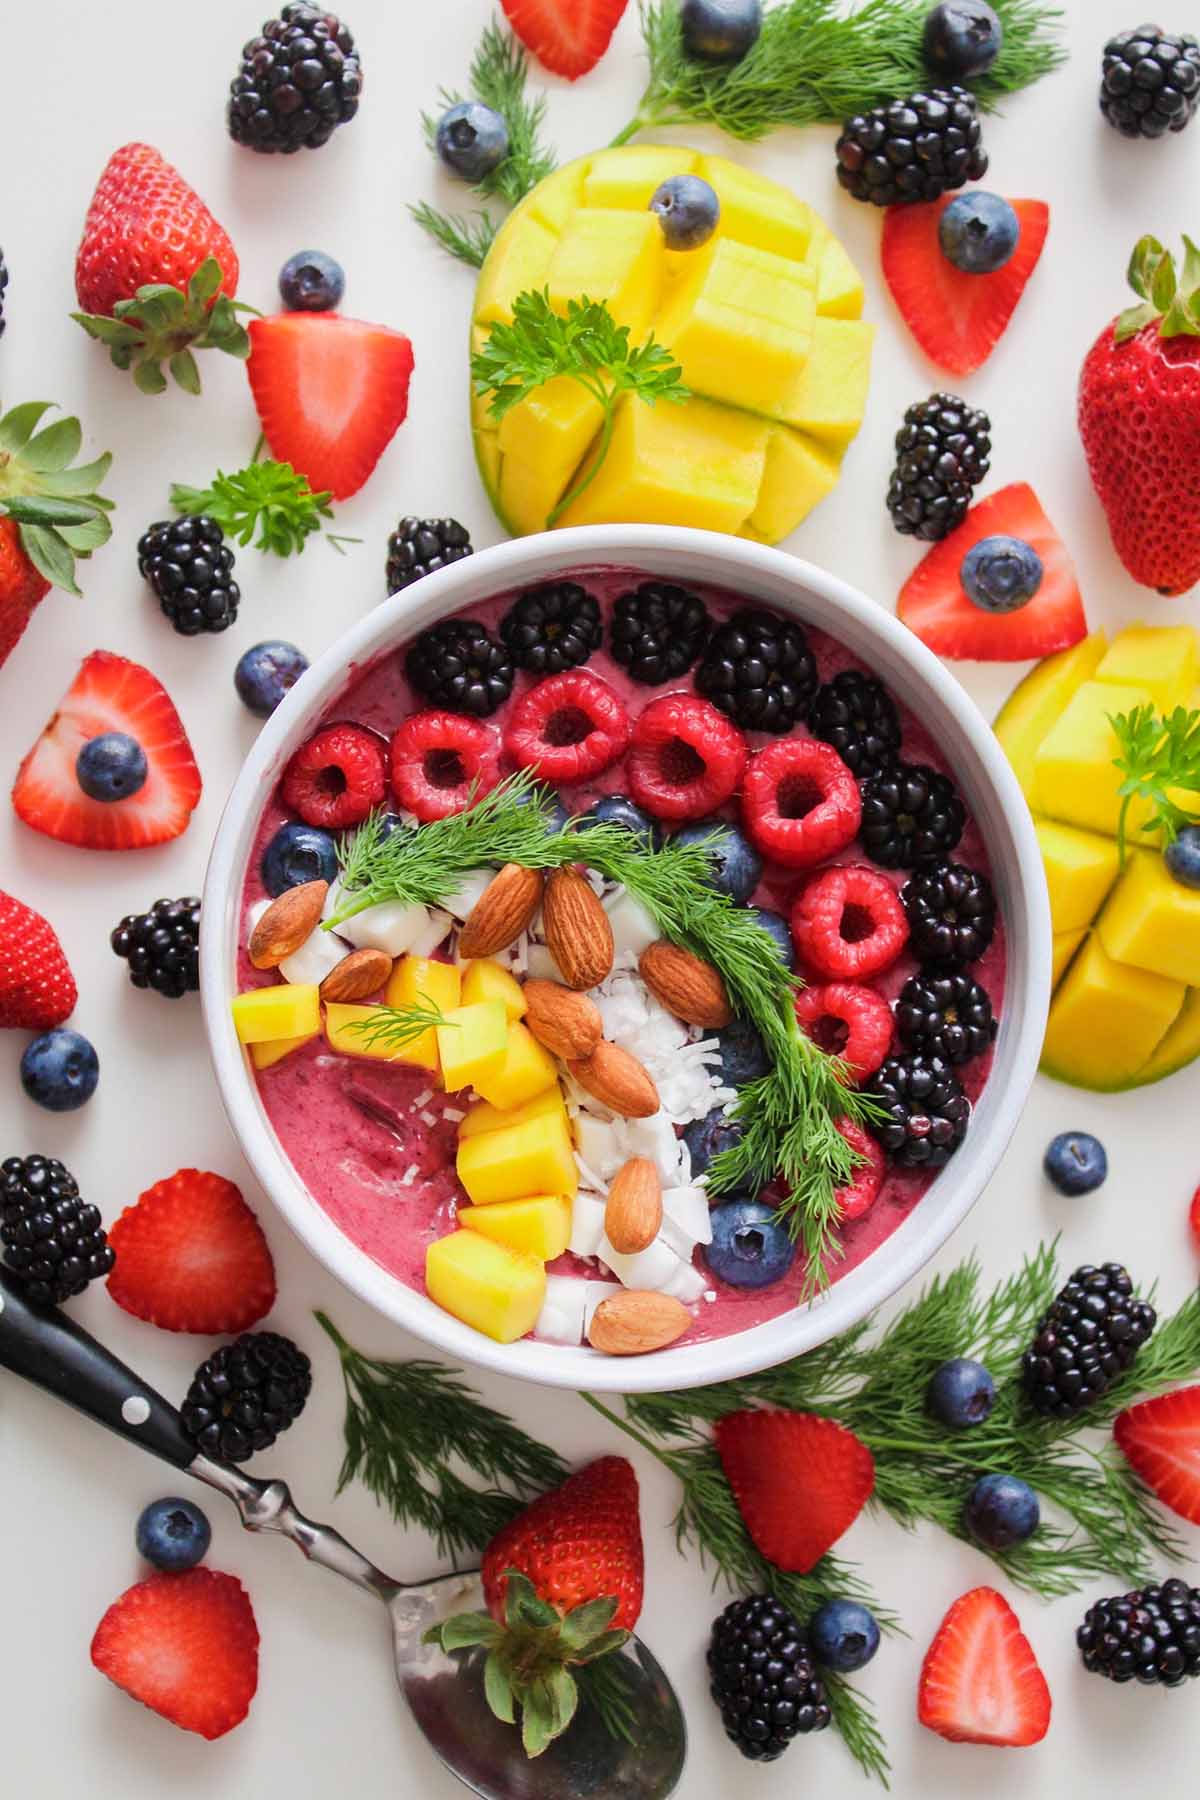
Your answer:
[500,0,629,80]
[91,1568,259,1741]
[834,1120,886,1221]
[1191,1186,1200,1253]
[626,694,747,822]
[742,738,861,868]
[75,142,240,318]
[503,671,630,784]
[714,1410,875,1574]
[0,892,77,1030]
[918,1587,1051,1748]
[390,710,501,822]
[1114,1385,1200,1526]
[482,1455,644,1630]
[107,1169,276,1334]
[791,865,909,981]
[281,723,387,829]
[795,982,893,1082]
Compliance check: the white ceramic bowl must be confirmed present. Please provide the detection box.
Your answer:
[201,524,1050,1393]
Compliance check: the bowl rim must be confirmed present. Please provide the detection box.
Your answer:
[201,523,1051,1393]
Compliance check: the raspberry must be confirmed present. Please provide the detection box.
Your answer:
[790,865,909,981]
[503,671,630,784]
[741,738,861,869]
[795,982,894,1082]
[281,723,387,829]
[389,710,501,823]
[835,1120,885,1222]
[626,694,748,822]
[1191,1185,1200,1253]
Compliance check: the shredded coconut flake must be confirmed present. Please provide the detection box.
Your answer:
[419,1109,436,1126]
[412,1088,434,1108]
[401,1164,418,1186]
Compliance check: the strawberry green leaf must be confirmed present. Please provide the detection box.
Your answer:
[57,515,112,554]
[18,522,80,596]
[188,255,225,306]
[484,1651,517,1724]
[2,495,105,528]
[557,1595,620,1650]
[20,416,83,473]
[169,350,202,396]
[431,1609,503,1652]
[568,1628,631,1665]
[0,401,55,453]
[44,453,114,496]
[133,360,169,397]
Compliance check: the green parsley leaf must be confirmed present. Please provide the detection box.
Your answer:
[169,458,352,558]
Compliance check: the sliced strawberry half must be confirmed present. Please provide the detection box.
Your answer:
[500,0,628,79]
[1190,1185,1200,1253]
[11,651,201,849]
[91,1569,259,1741]
[898,483,1087,662]
[918,1586,1051,1747]
[107,1169,276,1334]
[1114,1386,1200,1526]
[247,313,414,501]
[882,196,1050,377]
[714,1409,875,1573]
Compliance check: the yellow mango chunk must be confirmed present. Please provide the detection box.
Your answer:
[583,146,699,209]
[386,956,463,1070]
[778,318,874,447]
[1033,681,1155,838]
[1051,930,1087,985]
[528,160,586,232]
[558,392,768,533]
[475,430,501,496]
[545,210,664,339]
[425,1230,546,1344]
[1095,625,1199,715]
[498,450,575,537]
[461,960,527,1020]
[1035,820,1121,935]
[656,237,816,417]
[497,374,605,474]
[458,1086,568,1139]
[994,632,1108,796]
[474,215,557,326]
[232,983,320,1046]
[1134,987,1200,1087]
[325,1002,438,1070]
[807,225,865,319]
[437,1000,510,1093]
[472,1021,559,1111]
[750,428,840,541]
[458,1193,572,1262]
[698,154,816,261]
[1042,935,1184,1090]
[249,1031,318,1070]
[1098,850,1200,986]
[457,1110,579,1204]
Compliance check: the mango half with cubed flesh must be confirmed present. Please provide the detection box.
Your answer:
[995,622,1200,1089]
[470,147,872,541]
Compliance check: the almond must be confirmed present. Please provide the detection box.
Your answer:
[605,1157,663,1256]
[248,880,329,970]
[588,1290,691,1356]
[542,866,614,991]
[319,946,393,1004]
[458,864,544,959]
[639,940,733,1029]
[523,978,602,1060]
[567,1040,659,1119]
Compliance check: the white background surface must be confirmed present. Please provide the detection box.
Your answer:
[3,1,1199,1794]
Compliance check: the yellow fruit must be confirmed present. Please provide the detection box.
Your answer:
[545,209,665,339]
[456,1111,579,1205]
[994,632,1108,795]
[461,960,527,1020]
[232,983,320,1046]
[437,1000,510,1093]
[750,428,841,542]
[528,161,586,232]
[249,1031,318,1070]
[778,318,875,448]
[386,956,463,1070]
[325,1002,439,1070]
[699,153,816,261]
[583,146,699,210]
[1132,987,1200,1088]
[425,1230,546,1343]
[476,214,557,325]
[655,237,816,418]
[1097,850,1200,987]
[807,224,865,319]
[1095,625,1198,714]
[472,1020,559,1111]
[457,1087,568,1139]
[1042,935,1184,1090]
[1034,821,1120,935]
[1051,930,1087,985]
[1032,680,1155,838]
[458,1193,572,1261]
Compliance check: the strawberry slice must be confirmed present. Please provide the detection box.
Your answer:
[714,1409,875,1573]
[1191,1186,1200,1253]
[107,1169,276,1334]
[898,483,1087,662]
[11,651,201,850]
[882,196,1050,377]
[1114,1386,1200,1526]
[919,1587,1051,1747]
[0,891,77,1029]
[91,1569,259,1741]
[500,0,628,79]
[246,313,414,501]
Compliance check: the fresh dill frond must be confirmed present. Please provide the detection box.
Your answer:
[1110,702,1200,865]
[574,1651,641,1746]
[168,458,349,557]
[344,1000,455,1056]
[408,201,498,270]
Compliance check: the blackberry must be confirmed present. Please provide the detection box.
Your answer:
[696,608,818,733]
[707,1594,831,1762]
[110,897,201,999]
[609,580,712,684]
[809,670,901,778]
[500,581,602,675]
[895,968,996,1065]
[0,246,8,338]
[902,861,995,966]
[181,1331,312,1463]
[835,86,987,207]
[1100,26,1200,140]
[0,1155,114,1305]
[860,763,965,869]
[865,1053,970,1168]
[1023,1263,1156,1419]
[405,618,514,718]
[137,516,240,637]
[886,394,992,541]
[1078,1580,1200,1686]
[228,4,362,155]
[385,517,472,594]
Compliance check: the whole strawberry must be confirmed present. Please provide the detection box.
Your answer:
[0,891,77,1030]
[1079,235,1200,596]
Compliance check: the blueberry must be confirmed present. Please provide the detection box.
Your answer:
[810,1599,881,1673]
[960,535,1044,613]
[278,250,345,312]
[680,0,763,63]
[75,733,147,802]
[682,1105,744,1179]
[748,905,795,969]
[136,1497,212,1572]
[435,101,510,182]
[714,1018,771,1086]
[575,794,663,850]
[20,1028,99,1112]
[261,821,339,896]
[235,640,310,717]
[1043,1131,1108,1196]
[649,175,721,251]
[923,1,1003,79]
[1165,827,1200,890]
[672,817,762,903]
[704,1197,795,1288]
[964,1472,1040,1550]
[515,786,571,836]
[928,1357,996,1428]
[938,191,1020,275]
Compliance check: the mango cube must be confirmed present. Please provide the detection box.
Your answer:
[249,1031,318,1070]
[475,430,501,496]
[458,1086,568,1139]
[425,1230,546,1343]
[1034,820,1121,934]
[656,237,816,418]
[778,319,874,447]
[497,374,605,475]
[461,960,527,1021]
[807,226,865,319]
[232,983,320,1046]
[750,428,840,541]
[994,632,1108,796]
[458,1193,572,1262]
[527,160,585,232]
[698,154,816,261]
[472,1021,559,1111]
[456,1111,578,1204]
[474,215,557,325]
[1032,681,1155,838]
[545,210,664,339]
[385,956,463,1069]
[1051,929,1087,985]
[498,449,578,538]
[1042,935,1184,1089]
[1095,625,1198,714]
[583,146,699,210]
[558,392,768,533]
[325,1002,437,1070]
[1136,987,1200,1087]
[1098,850,1200,987]
[437,1000,509,1093]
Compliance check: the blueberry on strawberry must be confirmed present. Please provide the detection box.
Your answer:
[261,822,338,895]
[278,249,344,311]
[436,101,510,182]
[649,175,720,250]
[704,1197,795,1288]
[281,722,387,829]
[136,1498,212,1573]
[960,533,1043,612]
[671,817,761,902]
[21,1028,100,1112]
[76,733,148,802]
[939,191,1020,274]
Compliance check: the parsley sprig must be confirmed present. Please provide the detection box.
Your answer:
[169,457,357,557]
[1110,702,1200,864]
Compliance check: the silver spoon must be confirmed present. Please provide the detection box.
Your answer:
[0,1269,686,1799]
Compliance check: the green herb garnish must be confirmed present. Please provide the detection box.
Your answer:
[72,255,258,396]
[342,999,455,1057]
[168,457,358,557]
[613,0,1066,146]
[1110,702,1200,865]
[1115,233,1200,343]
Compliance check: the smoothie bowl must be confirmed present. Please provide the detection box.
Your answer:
[202,525,1050,1392]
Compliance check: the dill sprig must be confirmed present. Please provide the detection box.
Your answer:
[344,999,455,1056]
[613,0,1066,145]
[1110,702,1200,865]
[413,22,557,269]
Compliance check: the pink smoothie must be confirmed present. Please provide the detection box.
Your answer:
[239,567,1006,1349]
